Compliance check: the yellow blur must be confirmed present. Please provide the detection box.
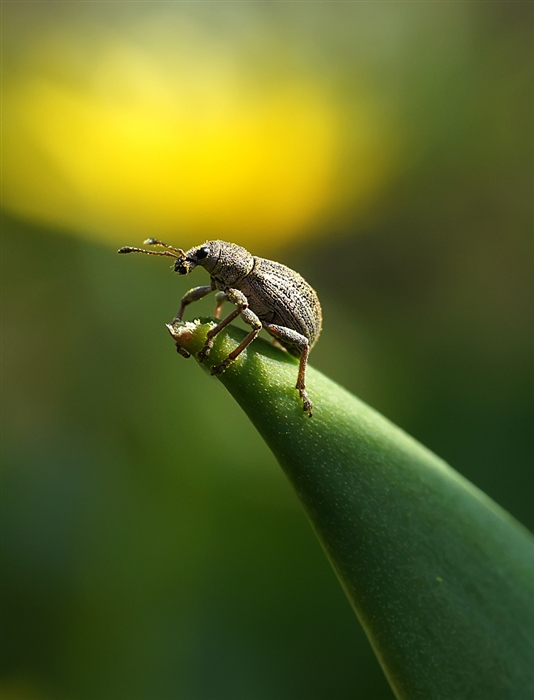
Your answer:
[3,23,394,251]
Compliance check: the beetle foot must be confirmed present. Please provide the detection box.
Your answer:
[197,342,213,362]
[298,389,313,418]
[210,358,233,376]
[176,345,191,358]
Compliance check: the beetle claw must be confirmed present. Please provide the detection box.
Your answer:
[211,359,232,376]
[299,389,313,417]
[197,344,212,362]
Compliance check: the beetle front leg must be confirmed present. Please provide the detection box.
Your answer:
[264,324,313,417]
[174,280,215,321]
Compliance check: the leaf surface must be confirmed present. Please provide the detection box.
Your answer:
[168,319,534,700]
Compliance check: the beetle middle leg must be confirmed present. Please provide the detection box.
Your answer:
[264,324,313,417]
[210,306,262,375]
[198,289,261,372]
[213,292,227,319]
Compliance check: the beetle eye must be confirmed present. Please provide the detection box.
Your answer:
[196,246,209,260]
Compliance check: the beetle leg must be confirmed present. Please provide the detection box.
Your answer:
[213,292,228,319]
[210,307,262,376]
[174,280,215,321]
[197,288,249,361]
[271,338,288,352]
[199,288,262,371]
[264,324,313,417]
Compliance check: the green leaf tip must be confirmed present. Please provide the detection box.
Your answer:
[167,317,313,417]
[167,318,534,699]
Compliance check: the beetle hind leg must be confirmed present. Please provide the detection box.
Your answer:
[264,324,313,417]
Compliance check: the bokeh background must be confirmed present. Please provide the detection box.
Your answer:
[2,3,533,699]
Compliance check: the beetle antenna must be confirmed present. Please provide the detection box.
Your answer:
[117,245,183,259]
[117,239,185,259]
[143,238,185,256]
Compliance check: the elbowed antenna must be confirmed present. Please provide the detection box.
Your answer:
[117,239,185,259]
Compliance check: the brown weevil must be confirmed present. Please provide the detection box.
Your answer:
[118,238,322,416]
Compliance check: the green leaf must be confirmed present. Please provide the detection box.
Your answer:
[167,319,534,700]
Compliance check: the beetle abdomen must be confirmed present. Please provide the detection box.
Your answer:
[238,257,322,348]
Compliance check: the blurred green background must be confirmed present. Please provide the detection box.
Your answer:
[2,4,533,699]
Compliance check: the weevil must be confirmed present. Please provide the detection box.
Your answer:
[118,238,322,416]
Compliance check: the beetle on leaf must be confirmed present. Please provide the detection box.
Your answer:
[118,238,322,416]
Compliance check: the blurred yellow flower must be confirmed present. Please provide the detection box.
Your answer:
[3,21,395,251]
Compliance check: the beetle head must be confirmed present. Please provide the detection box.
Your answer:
[175,241,221,275]
[118,238,222,277]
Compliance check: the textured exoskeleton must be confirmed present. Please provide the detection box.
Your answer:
[118,239,322,416]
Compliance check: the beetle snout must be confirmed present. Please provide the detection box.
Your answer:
[174,259,194,275]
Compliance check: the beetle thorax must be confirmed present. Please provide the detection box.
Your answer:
[208,240,254,286]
